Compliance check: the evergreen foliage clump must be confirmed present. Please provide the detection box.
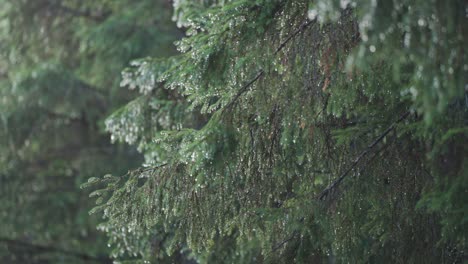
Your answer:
[86,0,467,263]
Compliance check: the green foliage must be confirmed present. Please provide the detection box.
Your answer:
[310,0,467,123]
[0,0,182,263]
[2,0,466,263]
[85,0,467,263]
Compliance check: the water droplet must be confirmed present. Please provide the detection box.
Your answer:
[308,9,318,20]
[418,18,426,27]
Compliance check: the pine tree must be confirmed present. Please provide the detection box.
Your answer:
[2,0,465,263]
[87,0,467,263]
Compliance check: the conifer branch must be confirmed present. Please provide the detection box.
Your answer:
[266,116,407,256]
[317,111,410,200]
[139,163,169,173]
[263,231,299,261]
[222,70,264,114]
[271,231,299,251]
[274,18,317,55]
[222,18,316,114]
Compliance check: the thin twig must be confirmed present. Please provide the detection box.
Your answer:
[271,231,299,252]
[222,18,316,114]
[140,163,169,173]
[317,111,410,200]
[275,19,317,55]
[222,70,264,115]
[263,231,299,262]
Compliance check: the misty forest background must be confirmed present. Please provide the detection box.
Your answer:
[0,0,466,263]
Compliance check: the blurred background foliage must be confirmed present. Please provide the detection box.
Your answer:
[0,0,183,263]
